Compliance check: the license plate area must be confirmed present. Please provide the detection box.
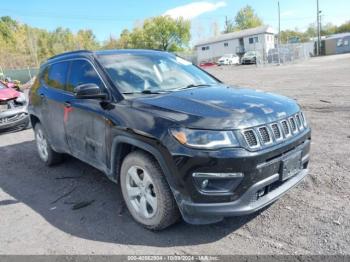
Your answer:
[280,151,302,181]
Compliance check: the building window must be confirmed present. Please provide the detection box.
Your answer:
[249,37,259,44]
[224,42,228,47]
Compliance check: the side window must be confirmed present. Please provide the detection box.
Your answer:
[249,37,254,44]
[47,62,69,90]
[66,60,103,93]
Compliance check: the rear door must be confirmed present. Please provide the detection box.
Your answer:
[41,61,70,153]
[64,59,108,170]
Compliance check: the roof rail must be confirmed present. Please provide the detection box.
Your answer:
[47,50,92,61]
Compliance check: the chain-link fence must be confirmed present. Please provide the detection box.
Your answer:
[245,42,315,66]
[0,67,39,84]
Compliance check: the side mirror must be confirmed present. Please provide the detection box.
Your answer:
[74,83,107,99]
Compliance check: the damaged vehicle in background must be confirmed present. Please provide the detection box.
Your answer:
[0,81,30,132]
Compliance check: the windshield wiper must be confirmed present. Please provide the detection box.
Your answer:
[171,84,213,91]
[122,90,168,95]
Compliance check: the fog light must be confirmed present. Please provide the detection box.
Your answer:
[192,172,244,193]
[201,179,209,189]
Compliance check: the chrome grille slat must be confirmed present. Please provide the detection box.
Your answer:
[289,117,297,133]
[271,123,282,140]
[295,114,303,129]
[281,120,291,137]
[243,130,259,148]
[258,127,272,144]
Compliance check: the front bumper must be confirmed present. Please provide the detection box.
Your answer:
[0,107,29,132]
[166,129,311,224]
[178,168,308,224]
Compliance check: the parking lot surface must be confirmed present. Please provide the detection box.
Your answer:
[1,54,349,255]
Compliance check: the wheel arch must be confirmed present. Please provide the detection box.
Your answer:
[29,114,40,128]
[109,136,176,188]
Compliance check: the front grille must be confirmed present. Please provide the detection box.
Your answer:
[243,130,259,147]
[289,117,297,132]
[258,127,271,144]
[242,112,308,149]
[271,123,282,140]
[295,114,303,129]
[281,120,290,136]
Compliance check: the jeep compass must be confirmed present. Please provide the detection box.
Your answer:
[28,50,311,230]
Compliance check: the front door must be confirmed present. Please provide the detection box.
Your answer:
[64,59,108,170]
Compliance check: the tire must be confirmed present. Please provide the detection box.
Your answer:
[34,123,63,166]
[120,150,180,230]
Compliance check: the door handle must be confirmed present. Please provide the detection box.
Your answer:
[64,102,71,108]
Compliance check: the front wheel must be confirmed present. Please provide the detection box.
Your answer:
[34,123,63,166]
[120,151,180,230]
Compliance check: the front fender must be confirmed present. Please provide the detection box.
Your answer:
[108,134,178,189]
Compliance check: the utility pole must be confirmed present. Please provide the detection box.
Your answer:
[316,0,321,55]
[277,1,281,64]
[278,1,281,45]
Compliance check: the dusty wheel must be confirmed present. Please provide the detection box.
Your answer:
[120,151,180,230]
[34,123,63,166]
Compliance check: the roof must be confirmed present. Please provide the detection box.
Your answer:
[94,49,171,56]
[195,25,275,47]
[325,32,350,40]
[43,49,171,66]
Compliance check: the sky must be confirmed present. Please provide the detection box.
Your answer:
[0,0,349,44]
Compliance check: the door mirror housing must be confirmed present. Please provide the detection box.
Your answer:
[74,83,107,99]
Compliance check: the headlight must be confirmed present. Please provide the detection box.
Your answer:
[170,128,239,149]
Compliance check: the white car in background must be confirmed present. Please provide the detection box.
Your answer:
[217,54,240,65]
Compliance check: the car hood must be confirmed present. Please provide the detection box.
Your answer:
[0,87,20,101]
[131,85,300,130]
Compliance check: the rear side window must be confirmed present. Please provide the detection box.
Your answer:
[66,60,103,93]
[46,62,69,90]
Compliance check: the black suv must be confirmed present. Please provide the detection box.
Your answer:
[29,50,311,230]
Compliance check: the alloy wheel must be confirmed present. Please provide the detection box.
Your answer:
[125,166,158,219]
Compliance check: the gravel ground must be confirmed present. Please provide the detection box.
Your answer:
[0,54,349,255]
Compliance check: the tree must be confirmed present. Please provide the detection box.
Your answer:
[76,29,99,50]
[336,21,350,33]
[224,17,235,33]
[234,5,263,30]
[142,16,191,51]
[280,29,310,43]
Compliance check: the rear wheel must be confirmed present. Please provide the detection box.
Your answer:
[34,123,63,166]
[120,151,180,230]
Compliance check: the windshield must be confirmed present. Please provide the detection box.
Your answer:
[97,53,218,93]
